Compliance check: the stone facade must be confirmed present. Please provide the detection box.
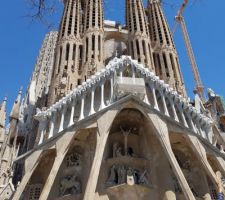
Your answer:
[1,1,225,200]
[48,0,186,105]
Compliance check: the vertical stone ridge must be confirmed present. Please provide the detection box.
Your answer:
[82,0,104,78]
[126,0,154,71]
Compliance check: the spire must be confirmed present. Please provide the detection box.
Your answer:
[10,87,22,121]
[126,0,154,70]
[0,97,7,129]
[83,0,104,75]
[48,0,83,104]
[147,0,187,96]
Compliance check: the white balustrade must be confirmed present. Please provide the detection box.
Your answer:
[35,56,214,146]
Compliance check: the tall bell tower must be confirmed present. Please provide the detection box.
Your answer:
[126,0,154,71]
[48,0,83,104]
[147,0,186,95]
[82,0,104,78]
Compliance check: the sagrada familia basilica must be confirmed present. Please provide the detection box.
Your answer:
[1,0,225,199]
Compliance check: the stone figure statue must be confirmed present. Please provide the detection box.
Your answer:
[133,169,140,184]
[60,175,81,196]
[66,152,81,168]
[106,165,117,187]
[106,165,150,187]
[113,142,123,157]
[172,175,182,193]
[139,170,150,186]
[118,165,127,184]
[127,167,135,186]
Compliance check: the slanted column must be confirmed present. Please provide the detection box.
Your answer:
[59,105,67,132]
[38,119,47,145]
[90,87,96,115]
[144,94,151,105]
[205,124,213,143]
[220,145,225,153]
[186,113,197,133]
[100,81,106,110]
[177,103,188,128]
[160,90,169,117]
[151,84,159,111]
[79,94,85,120]
[69,98,76,126]
[48,111,57,139]
[169,97,179,122]
[197,119,206,138]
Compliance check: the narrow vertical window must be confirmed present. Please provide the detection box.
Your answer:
[66,43,70,61]
[163,53,170,77]
[73,44,76,60]
[131,41,134,59]
[142,40,147,63]
[58,46,62,73]
[136,40,140,62]
[86,38,89,62]
[98,35,101,61]
[170,53,177,79]
[157,54,162,76]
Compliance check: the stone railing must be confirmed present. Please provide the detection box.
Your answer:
[35,56,223,151]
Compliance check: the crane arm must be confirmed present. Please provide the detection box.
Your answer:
[174,0,205,101]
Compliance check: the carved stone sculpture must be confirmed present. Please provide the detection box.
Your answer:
[106,165,117,187]
[106,165,150,187]
[113,142,123,157]
[118,165,126,184]
[172,175,182,193]
[127,167,135,186]
[60,175,81,196]
[139,170,150,186]
[66,152,81,168]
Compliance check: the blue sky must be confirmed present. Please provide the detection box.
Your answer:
[0,0,225,114]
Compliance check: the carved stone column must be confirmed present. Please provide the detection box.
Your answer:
[83,110,118,200]
[90,87,96,115]
[59,105,67,132]
[169,97,179,122]
[79,94,85,120]
[12,150,43,200]
[100,81,106,110]
[48,111,57,139]
[148,113,196,200]
[38,131,75,200]
[38,119,48,145]
[151,84,160,111]
[69,98,76,126]
[160,90,169,117]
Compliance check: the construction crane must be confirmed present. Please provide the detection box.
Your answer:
[173,0,205,101]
